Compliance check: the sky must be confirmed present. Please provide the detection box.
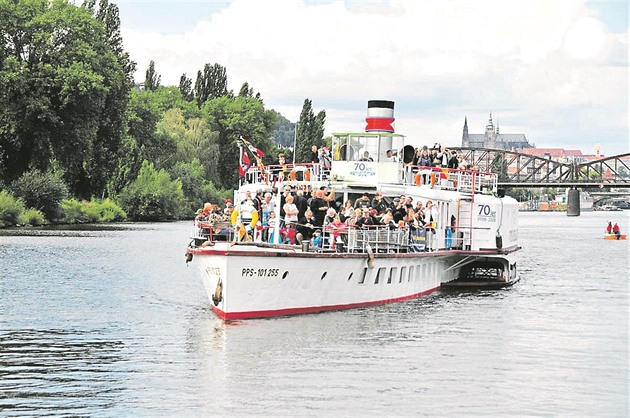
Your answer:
[110,0,628,156]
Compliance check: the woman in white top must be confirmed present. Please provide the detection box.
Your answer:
[283,195,299,225]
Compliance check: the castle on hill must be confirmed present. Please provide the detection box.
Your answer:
[461,113,533,151]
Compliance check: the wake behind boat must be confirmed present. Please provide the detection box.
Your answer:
[186,100,521,320]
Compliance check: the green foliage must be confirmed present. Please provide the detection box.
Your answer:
[200,182,232,212]
[61,198,126,223]
[18,209,47,227]
[0,190,26,227]
[295,99,326,162]
[9,170,69,221]
[118,160,184,221]
[0,0,133,198]
[203,96,277,189]
[170,159,206,215]
[194,63,228,108]
[144,60,161,91]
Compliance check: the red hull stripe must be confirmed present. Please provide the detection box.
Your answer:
[211,286,440,320]
[365,117,395,133]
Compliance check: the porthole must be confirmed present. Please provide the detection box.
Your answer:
[348,272,353,281]
[321,272,327,280]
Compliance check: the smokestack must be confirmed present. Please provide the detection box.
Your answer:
[365,100,395,133]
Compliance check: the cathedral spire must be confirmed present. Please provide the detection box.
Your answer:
[462,116,469,146]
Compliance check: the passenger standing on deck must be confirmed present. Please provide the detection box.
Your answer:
[283,195,299,227]
[310,145,319,163]
[606,221,613,234]
[309,189,328,227]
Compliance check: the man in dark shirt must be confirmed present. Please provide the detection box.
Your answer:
[309,189,328,227]
[354,193,371,209]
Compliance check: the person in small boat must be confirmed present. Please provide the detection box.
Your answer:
[612,223,621,237]
[606,221,613,234]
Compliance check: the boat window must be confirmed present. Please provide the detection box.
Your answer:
[375,267,386,284]
[388,267,397,284]
[408,266,414,282]
[358,268,367,284]
[399,266,406,283]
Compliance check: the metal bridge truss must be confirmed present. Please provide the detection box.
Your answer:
[449,147,630,187]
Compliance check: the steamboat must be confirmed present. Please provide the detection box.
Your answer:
[186,101,520,320]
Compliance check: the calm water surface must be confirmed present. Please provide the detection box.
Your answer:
[1,212,628,417]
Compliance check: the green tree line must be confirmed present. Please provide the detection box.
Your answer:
[0,0,326,223]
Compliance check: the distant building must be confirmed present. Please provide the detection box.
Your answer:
[462,113,532,151]
[516,148,586,164]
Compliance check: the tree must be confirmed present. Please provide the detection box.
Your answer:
[194,63,228,108]
[0,0,134,198]
[295,99,326,162]
[202,96,277,189]
[144,60,161,91]
[179,73,194,101]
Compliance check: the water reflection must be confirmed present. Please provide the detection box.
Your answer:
[0,329,125,414]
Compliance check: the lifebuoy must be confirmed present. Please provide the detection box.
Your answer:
[289,170,297,181]
[231,208,258,228]
[304,170,311,181]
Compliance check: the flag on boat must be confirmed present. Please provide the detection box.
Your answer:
[240,136,265,169]
[239,148,251,177]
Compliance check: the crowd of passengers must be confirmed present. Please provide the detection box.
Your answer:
[195,184,452,250]
[273,143,475,171]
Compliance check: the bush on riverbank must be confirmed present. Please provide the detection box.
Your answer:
[118,161,185,221]
[61,198,127,223]
[0,191,26,227]
[18,209,47,226]
[9,169,69,222]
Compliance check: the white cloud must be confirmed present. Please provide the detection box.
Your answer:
[120,0,629,156]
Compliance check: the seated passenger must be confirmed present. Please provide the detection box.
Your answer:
[360,150,373,162]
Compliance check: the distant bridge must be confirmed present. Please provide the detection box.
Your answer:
[448,147,630,188]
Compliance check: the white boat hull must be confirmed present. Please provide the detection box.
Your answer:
[189,243,517,319]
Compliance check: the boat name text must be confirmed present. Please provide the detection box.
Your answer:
[242,268,280,277]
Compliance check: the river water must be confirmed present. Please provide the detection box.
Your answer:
[0,211,628,417]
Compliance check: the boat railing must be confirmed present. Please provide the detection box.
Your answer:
[242,162,496,195]
[190,220,234,246]
[401,165,497,194]
[243,163,331,185]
